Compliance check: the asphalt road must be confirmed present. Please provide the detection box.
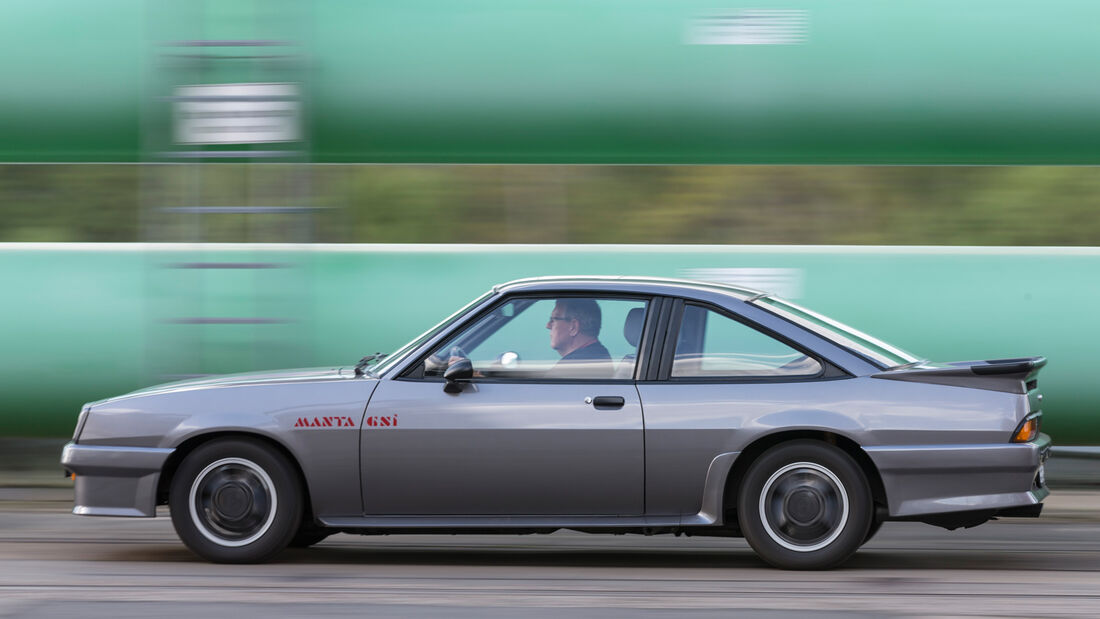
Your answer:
[1,497,1099,619]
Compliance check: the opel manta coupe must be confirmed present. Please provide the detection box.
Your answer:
[62,277,1050,569]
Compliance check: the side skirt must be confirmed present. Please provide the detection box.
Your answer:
[319,515,742,537]
[320,515,685,529]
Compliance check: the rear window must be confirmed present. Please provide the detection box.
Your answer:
[671,304,822,378]
[754,297,919,369]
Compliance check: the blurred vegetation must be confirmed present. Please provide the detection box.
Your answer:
[1,164,1097,244]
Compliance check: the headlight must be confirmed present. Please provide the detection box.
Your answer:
[72,404,91,441]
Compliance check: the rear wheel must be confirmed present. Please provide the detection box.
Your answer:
[737,440,871,570]
[169,438,302,563]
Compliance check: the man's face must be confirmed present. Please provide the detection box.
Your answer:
[547,302,576,354]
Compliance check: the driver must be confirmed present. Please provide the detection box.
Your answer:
[547,299,612,374]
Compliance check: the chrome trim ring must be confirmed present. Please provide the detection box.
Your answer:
[759,461,849,552]
[188,457,278,547]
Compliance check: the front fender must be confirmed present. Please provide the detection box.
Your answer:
[77,379,378,520]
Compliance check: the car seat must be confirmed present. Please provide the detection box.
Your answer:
[616,307,645,378]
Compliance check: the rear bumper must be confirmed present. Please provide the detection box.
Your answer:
[60,443,174,517]
[865,433,1051,519]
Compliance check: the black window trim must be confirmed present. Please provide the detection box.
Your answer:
[640,297,671,382]
[397,291,659,385]
[648,298,850,384]
[656,298,683,380]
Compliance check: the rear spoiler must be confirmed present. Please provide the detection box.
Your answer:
[872,356,1046,394]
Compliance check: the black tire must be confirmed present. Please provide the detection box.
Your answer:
[862,516,884,546]
[737,440,872,570]
[169,438,302,563]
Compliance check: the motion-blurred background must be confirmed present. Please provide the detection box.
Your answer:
[5,165,1100,245]
[2,0,1099,466]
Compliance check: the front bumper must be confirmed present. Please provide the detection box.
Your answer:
[865,433,1052,518]
[61,443,174,517]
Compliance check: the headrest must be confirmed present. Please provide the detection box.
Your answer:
[623,307,645,347]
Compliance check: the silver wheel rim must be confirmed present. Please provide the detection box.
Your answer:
[188,457,278,547]
[758,461,849,552]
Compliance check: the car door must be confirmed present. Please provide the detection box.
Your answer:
[636,298,851,520]
[360,295,653,517]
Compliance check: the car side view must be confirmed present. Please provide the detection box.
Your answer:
[61,276,1051,569]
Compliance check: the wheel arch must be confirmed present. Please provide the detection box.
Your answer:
[722,430,887,523]
[155,431,315,522]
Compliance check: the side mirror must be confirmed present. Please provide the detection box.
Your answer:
[424,354,448,375]
[443,358,474,393]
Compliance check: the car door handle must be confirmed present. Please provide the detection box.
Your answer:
[586,396,625,410]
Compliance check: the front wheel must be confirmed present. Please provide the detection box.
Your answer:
[169,438,302,563]
[737,440,871,570]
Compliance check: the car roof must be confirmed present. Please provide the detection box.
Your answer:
[494,275,764,300]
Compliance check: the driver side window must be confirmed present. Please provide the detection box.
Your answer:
[423,297,648,380]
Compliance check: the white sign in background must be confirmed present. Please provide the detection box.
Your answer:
[174,83,301,145]
[679,267,804,299]
[685,10,809,46]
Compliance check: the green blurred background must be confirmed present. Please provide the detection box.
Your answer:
[3,164,1097,245]
[3,0,1100,445]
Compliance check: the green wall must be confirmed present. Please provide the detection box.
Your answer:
[1,243,1095,442]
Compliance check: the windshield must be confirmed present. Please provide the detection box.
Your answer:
[753,296,920,369]
[368,290,494,377]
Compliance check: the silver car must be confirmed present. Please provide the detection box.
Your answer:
[61,276,1051,569]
